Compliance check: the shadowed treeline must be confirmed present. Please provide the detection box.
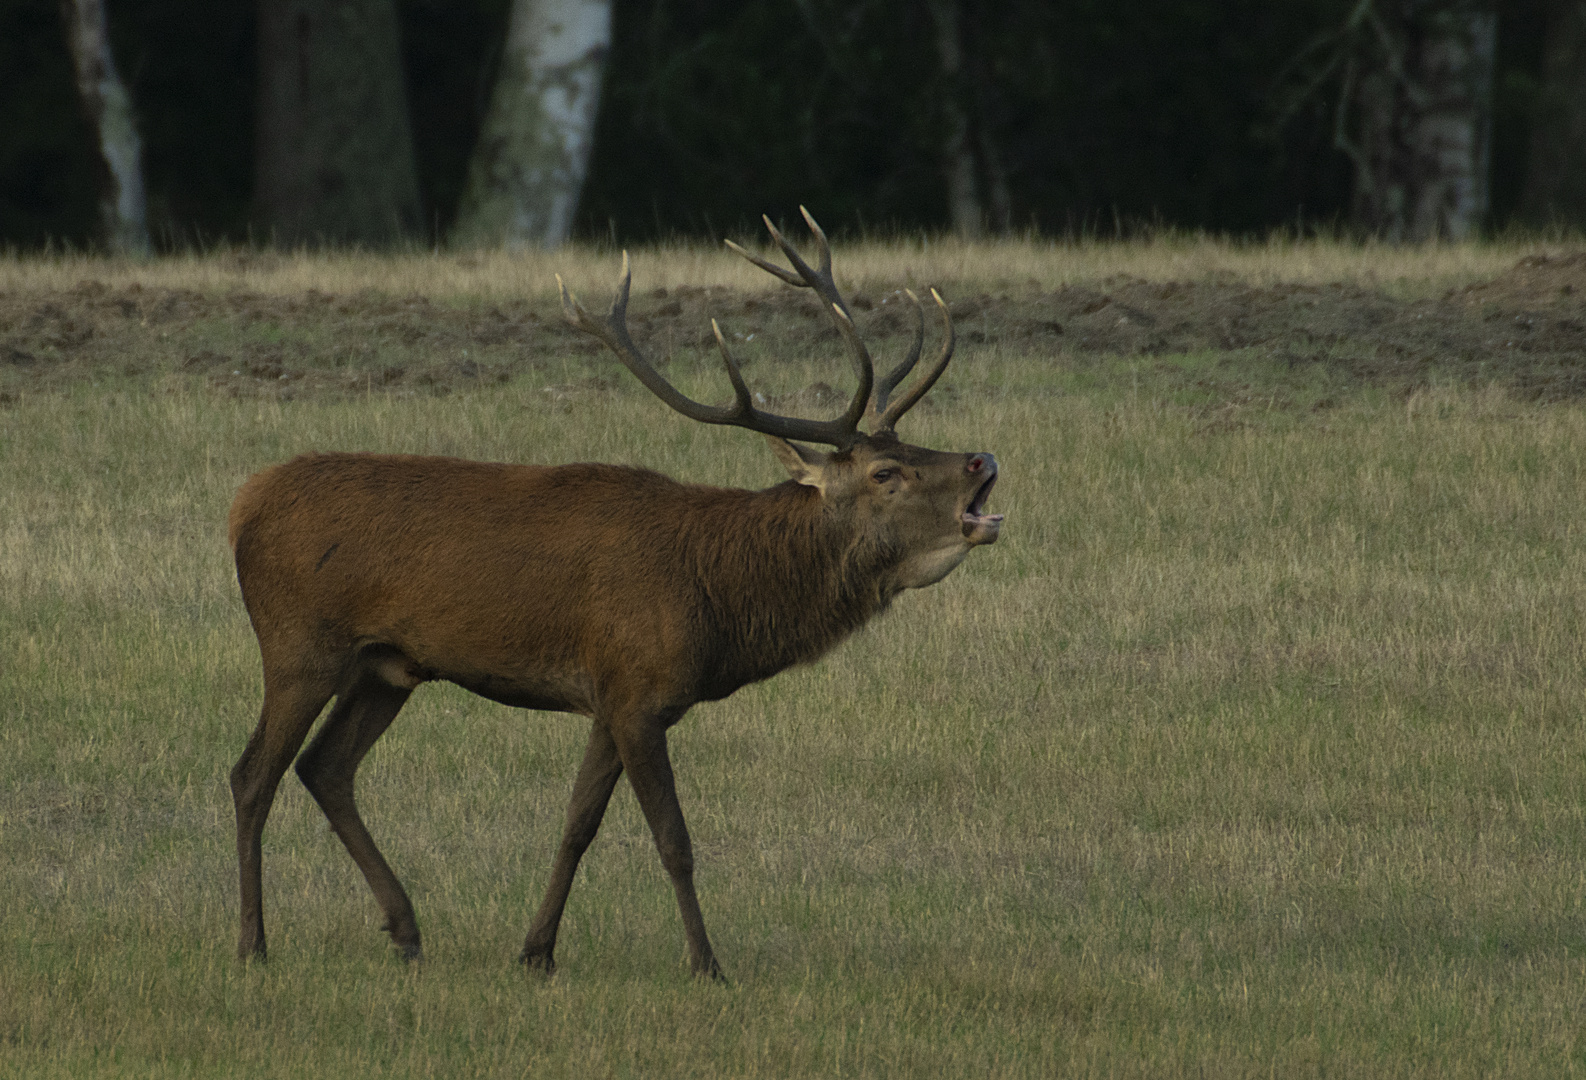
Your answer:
[0,0,1562,249]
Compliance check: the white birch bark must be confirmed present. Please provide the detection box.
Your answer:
[1404,8,1495,239]
[1346,3,1496,241]
[60,0,149,255]
[452,0,612,249]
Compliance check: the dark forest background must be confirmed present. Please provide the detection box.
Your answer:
[0,0,1554,249]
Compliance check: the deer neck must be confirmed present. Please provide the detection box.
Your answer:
[688,481,896,692]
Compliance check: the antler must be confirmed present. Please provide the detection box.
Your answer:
[726,206,954,437]
[560,209,955,449]
[867,287,955,435]
[724,209,872,430]
[557,253,867,448]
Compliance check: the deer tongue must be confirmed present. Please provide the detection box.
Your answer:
[961,511,1003,543]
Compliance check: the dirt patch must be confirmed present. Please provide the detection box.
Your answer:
[993,255,1585,391]
[0,281,575,399]
[0,254,1582,402]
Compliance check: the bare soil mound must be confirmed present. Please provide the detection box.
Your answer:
[1,254,1582,403]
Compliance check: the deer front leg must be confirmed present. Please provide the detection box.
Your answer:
[520,720,624,972]
[613,720,724,980]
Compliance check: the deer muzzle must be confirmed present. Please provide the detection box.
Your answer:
[962,454,1003,544]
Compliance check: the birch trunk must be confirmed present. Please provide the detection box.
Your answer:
[59,0,149,255]
[254,0,422,246]
[451,0,612,250]
[1404,6,1494,239]
[1519,1,1586,227]
[1348,3,1496,241]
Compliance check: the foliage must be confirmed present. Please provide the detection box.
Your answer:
[0,0,102,246]
[580,0,1358,240]
[0,0,1561,245]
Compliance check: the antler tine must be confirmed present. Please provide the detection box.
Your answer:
[762,209,844,315]
[825,304,891,438]
[725,211,838,302]
[725,208,874,442]
[866,289,926,425]
[557,254,730,426]
[875,288,955,433]
[723,238,804,288]
[558,253,869,448]
[708,319,756,413]
[793,206,834,298]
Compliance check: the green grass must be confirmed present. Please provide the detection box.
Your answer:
[3,290,1586,1076]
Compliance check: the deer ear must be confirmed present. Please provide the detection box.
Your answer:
[765,435,831,493]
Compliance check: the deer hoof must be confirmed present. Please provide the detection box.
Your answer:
[695,956,727,984]
[519,946,556,974]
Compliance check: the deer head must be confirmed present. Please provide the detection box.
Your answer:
[558,208,1002,595]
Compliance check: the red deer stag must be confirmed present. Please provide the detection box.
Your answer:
[228,209,1002,978]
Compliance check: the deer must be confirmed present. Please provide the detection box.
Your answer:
[227,209,1003,979]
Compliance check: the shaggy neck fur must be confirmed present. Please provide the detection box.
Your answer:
[679,479,901,695]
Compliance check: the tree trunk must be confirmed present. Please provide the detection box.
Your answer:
[1347,2,1496,241]
[451,0,612,250]
[254,0,422,246]
[927,0,984,239]
[59,0,149,255]
[965,2,1011,233]
[1519,0,1586,227]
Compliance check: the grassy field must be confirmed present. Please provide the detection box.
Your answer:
[0,229,1560,299]
[2,239,1586,1077]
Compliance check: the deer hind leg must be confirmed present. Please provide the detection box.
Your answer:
[613,720,724,980]
[521,720,624,972]
[294,667,418,959]
[231,670,337,962]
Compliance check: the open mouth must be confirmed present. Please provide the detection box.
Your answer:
[961,472,1004,539]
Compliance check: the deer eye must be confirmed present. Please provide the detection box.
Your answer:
[872,468,895,483]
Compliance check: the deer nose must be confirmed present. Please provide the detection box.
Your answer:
[967,453,996,475]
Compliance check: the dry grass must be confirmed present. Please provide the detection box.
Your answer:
[2,246,1585,1077]
[0,232,1570,303]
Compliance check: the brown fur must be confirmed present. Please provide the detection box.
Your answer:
[229,215,1001,977]
[228,435,999,978]
[230,452,896,717]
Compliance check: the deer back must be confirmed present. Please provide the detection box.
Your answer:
[230,452,897,716]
